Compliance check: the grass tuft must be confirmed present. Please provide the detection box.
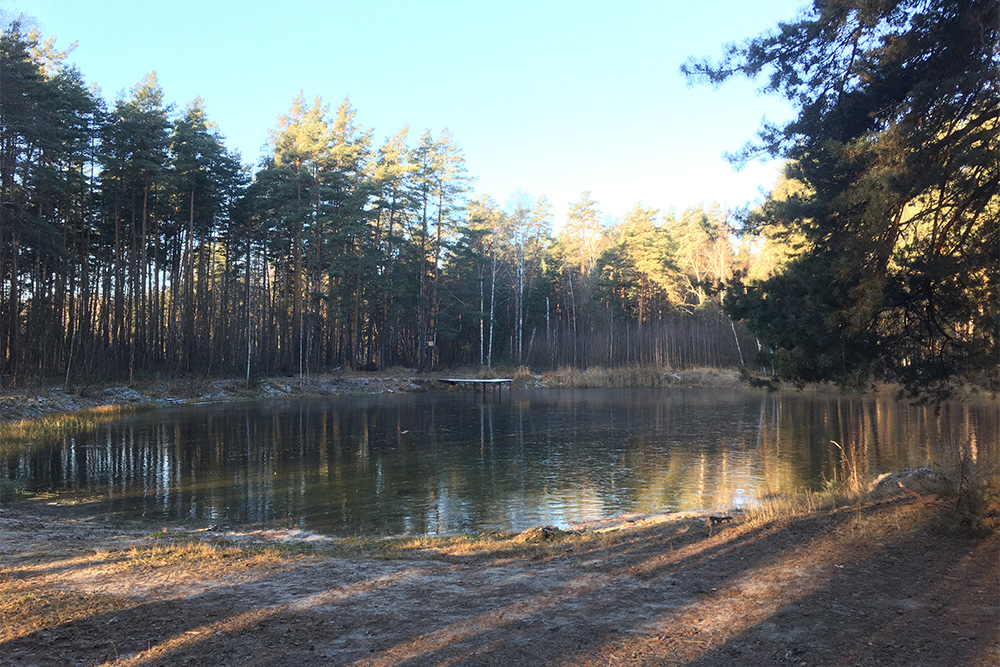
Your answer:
[0,404,133,450]
[741,488,858,527]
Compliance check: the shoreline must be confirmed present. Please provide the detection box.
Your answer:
[2,374,997,664]
[1,486,996,666]
[2,365,934,427]
[7,364,994,428]
[0,367,754,425]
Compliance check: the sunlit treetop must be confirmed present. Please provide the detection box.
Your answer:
[686,0,999,399]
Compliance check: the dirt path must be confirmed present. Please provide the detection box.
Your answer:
[1,497,996,666]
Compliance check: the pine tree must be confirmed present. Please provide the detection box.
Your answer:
[686,0,999,397]
[99,72,171,379]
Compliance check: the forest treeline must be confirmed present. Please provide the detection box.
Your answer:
[0,22,778,385]
[4,0,997,398]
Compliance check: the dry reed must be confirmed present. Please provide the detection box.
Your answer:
[0,404,132,443]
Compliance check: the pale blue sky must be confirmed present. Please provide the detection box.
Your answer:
[9,0,806,225]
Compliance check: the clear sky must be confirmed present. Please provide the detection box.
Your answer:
[8,0,806,225]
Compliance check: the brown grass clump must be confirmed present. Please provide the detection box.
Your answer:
[536,365,743,389]
[511,365,534,382]
[0,404,134,456]
[740,488,862,528]
[672,366,743,387]
[313,529,594,562]
[542,365,673,388]
[114,539,309,572]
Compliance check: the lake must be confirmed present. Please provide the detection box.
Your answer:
[4,388,997,536]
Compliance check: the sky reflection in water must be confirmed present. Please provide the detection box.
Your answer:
[8,388,997,536]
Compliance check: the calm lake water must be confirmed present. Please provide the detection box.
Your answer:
[4,388,997,536]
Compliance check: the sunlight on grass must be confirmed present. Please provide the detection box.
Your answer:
[0,404,133,451]
[0,538,307,644]
[740,488,864,527]
[0,576,132,643]
[286,526,601,561]
[2,491,987,665]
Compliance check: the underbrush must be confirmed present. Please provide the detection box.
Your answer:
[0,477,28,502]
[740,487,866,527]
[953,467,1000,535]
[931,437,999,535]
[741,464,998,536]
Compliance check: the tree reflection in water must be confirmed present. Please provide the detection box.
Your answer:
[5,389,997,536]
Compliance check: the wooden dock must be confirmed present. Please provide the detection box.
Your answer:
[439,378,513,399]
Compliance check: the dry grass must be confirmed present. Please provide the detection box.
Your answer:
[512,365,534,382]
[0,579,131,643]
[536,365,743,388]
[2,489,995,666]
[262,525,622,562]
[0,522,649,644]
[117,519,679,567]
[830,439,865,495]
[541,365,673,388]
[114,539,311,571]
[0,537,309,643]
[740,487,866,527]
[0,404,133,449]
[742,461,1000,539]
[674,366,744,387]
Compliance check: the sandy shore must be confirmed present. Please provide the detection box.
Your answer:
[1,493,997,666]
[2,371,997,665]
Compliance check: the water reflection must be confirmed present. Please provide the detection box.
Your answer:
[4,389,997,535]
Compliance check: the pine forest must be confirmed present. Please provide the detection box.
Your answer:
[0,24,766,385]
[1,0,996,399]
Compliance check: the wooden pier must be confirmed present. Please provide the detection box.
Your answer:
[439,378,513,400]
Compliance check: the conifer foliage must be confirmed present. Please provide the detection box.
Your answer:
[686,0,999,398]
[4,6,993,391]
